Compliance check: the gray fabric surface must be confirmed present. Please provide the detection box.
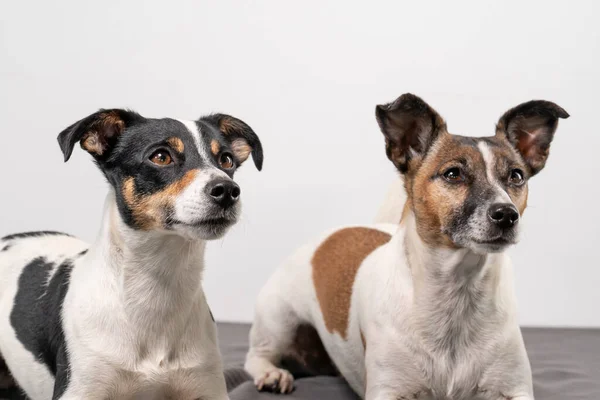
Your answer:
[218,323,600,400]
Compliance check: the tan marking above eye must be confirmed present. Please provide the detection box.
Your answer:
[122,170,198,230]
[166,137,184,153]
[312,227,391,339]
[150,150,173,166]
[211,139,221,156]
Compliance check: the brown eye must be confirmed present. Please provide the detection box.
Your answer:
[442,167,464,183]
[509,169,525,186]
[150,150,173,166]
[219,153,234,169]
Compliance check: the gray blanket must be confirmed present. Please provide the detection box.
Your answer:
[218,323,600,400]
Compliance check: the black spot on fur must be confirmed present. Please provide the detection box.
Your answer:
[10,257,74,397]
[1,231,72,241]
[1,244,11,252]
[76,249,88,257]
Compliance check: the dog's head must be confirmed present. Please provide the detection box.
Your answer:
[58,110,263,240]
[376,93,568,253]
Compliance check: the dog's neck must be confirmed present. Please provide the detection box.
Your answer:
[399,210,507,355]
[90,191,207,339]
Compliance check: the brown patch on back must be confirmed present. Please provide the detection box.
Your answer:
[230,139,252,163]
[312,227,391,338]
[167,137,185,153]
[281,324,339,377]
[122,170,198,230]
[210,139,220,156]
[80,111,125,156]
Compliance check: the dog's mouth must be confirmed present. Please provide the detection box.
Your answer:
[170,216,236,229]
[474,236,514,246]
[469,233,518,252]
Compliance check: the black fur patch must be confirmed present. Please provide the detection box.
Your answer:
[1,244,11,252]
[1,231,72,241]
[10,257,74,396]
[76,249,88,257]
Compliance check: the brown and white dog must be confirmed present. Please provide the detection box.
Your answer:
[244,94,568,400]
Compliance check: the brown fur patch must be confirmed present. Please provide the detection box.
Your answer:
[210,139,220,156]
[219,116,246,136]
[230,139,252,163]
[122,170,198,230]
[80,111,125,156]
[312,228,391,338]
[167,137,184,153]
[408,134,481,247]
[82,134,104,155]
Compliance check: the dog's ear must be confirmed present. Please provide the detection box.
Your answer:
[57,109,144,162]
[375,93,446,173]
[496,100,569,176]
[202,114,264,171]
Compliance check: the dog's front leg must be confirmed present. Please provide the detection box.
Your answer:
[363,338,427,400]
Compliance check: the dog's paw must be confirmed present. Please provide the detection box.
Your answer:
[254,368,294,394]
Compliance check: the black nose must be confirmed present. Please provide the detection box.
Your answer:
[488,203,519,229]
[206,179,240,208]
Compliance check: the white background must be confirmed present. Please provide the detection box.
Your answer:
[1,1,598,327]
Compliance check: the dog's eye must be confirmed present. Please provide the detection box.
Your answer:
[442,167,464,183]
[150,150,173,166]
[509,169,525,186]
[219,153,234,169]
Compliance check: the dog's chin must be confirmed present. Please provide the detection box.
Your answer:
[462,235,518,254]
[170,217,238,241]
[451,232,519,254]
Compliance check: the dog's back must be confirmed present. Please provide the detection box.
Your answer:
[0,231,88,399]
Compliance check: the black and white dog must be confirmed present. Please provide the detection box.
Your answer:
[0,109,263,399]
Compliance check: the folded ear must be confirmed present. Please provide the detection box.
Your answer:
[496,100,569,176]
[202,114,264,171]
[57,109,144,162]
[375,93,446,173]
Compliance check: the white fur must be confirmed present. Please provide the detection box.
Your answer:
[478,142,514,205]
[373,176,406,224]
[245,180,533,399]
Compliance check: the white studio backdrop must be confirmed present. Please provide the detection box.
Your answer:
[1,1,598,327]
